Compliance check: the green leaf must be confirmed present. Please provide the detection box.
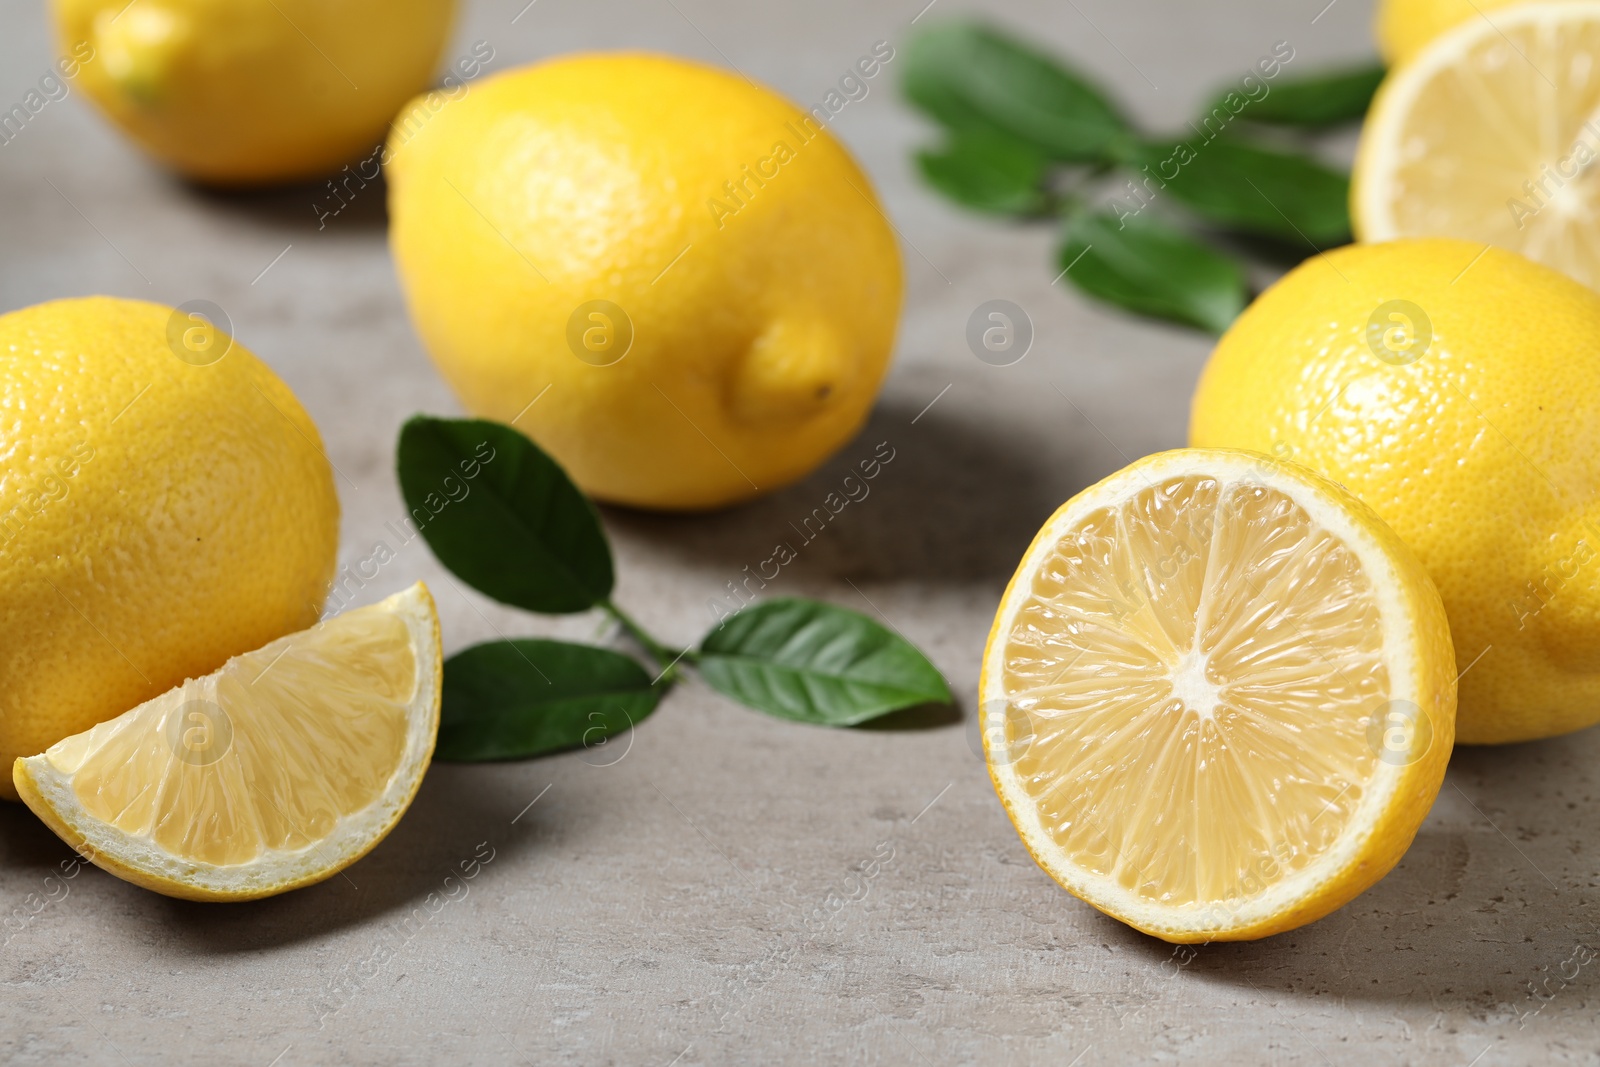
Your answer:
[1059,210,1247,334]
[397,416,613,614]
[437,639,661,760]
[1210,64,1385,129]
[1137,139,1350,244]
[916,130,1050,215]
[697,597,951,726]
[903,20,1133,163]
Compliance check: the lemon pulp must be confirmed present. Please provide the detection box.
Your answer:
[53,611,412,867]
[1355,2,1600,289]
[1002,474,1388,907]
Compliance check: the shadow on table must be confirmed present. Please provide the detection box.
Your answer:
[604,393,1104,589]
[0,796,81,870]
[856,700,964,732]
[178,163,390,236]
[0,762,555,957]
[1099,730,1600,1020]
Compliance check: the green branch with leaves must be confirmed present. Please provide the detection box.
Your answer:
[902,21,1382,332]
[395,416,953,760]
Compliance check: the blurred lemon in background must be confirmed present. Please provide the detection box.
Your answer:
[0,296,338,799]
[1191,239,1600,744]
[51,0,458,184]
[1372,0,1565,65]
[1356,2,1600,290]
[385,53,903,511]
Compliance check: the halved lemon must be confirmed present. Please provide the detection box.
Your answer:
[981,450,1456,942]
[13,583,441,901]
[1354,1,1600,289]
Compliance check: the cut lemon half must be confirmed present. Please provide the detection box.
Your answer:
[981,450,1456,942]
[1354,1,1600,289]
[13,583,441,902]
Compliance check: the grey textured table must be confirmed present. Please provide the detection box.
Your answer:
[2,1,1596,1064]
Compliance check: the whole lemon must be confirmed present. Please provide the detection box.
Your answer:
[1191,239,1600,744]
[50,0,458,184]
[0,297,338,799]
[385,53,904,510]
[1373,0,1572,65]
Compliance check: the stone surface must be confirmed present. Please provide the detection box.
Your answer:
[1,1,1595,1064]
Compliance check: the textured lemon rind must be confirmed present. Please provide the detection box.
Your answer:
[384,52,903,511]
[980,449,1457,942]
[0,296,341,801]
[13,583,442,902]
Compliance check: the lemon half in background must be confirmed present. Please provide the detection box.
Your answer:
[1356,1,1600,290]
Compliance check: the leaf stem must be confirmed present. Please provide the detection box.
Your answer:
[600,599,693,682]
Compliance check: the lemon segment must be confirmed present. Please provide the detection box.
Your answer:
[14,583,441,901]
[982,450,1456,942]
[1354,1,1600,290]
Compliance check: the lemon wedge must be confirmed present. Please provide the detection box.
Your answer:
[14,583,441,901]
[981,450,1456,942]
[1354,1,1600,289]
